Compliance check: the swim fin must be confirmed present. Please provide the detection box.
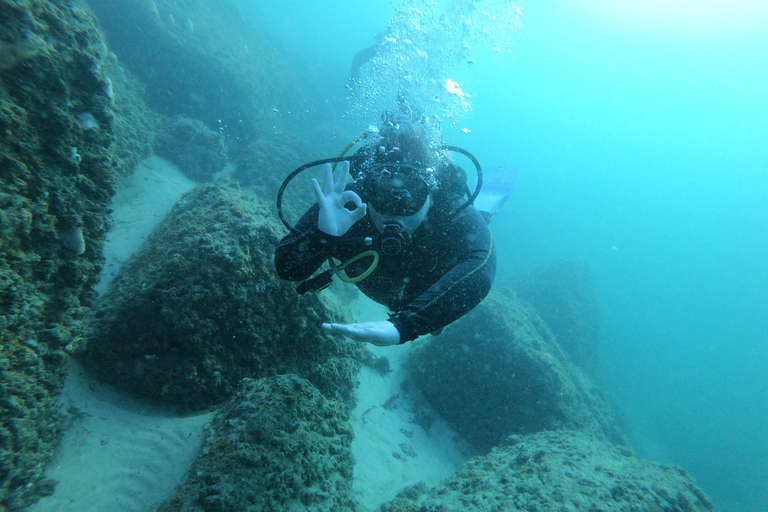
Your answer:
[474,165,518,223]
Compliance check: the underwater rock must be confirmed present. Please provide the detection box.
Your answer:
[75,111,100,130]
[231,131,315,192]
[87,0,296,145]
[154,116,228,182]
[510,261,602,371]
[157,374,357,512]
[405,285,626,453]
[231,128,335,216]
[100,49,160,176]
[81,179,362,410]
[0,33,48,71]
[380,430,713,512]
[0,1,126,508]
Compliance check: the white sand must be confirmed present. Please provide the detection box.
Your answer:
[351,340,470,511]
[95,155,196,295]
[29,363,212,512]
[33,156,466,511]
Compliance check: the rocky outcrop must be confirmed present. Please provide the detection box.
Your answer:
[86,0,296,149]
[0,1,154,508]
[405,285,625,453]
[510,261,601,371]
[231,131,318,207]
[105,54,160,176]
[158,375,357,512]
[380,430,713,512]
[81,180,363,410]
[155,116,228,182]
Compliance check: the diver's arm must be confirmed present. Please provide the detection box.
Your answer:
[321,320,400,346]
[390,209,496,343]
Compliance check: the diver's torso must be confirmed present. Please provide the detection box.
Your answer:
[332,208,479,310]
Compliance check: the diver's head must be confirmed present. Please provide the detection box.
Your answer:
[361,164,431,217]
[352,103,465,229]
[361,164,433,243]
[376,114,432,166]
[368,194,432,256]
[355,107,441,217]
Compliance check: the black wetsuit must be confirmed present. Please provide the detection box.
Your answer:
[275,195,496,343]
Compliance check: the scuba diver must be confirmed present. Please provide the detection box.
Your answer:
[274,107,499,346]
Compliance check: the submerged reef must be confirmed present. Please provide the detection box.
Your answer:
[0,0,127,508]
[405,284,626,453]
[510,261,602,371]
[231,131,317,198]
[380,430,713,512]
[157,375,357,512]
[81,180,362,411]
[0,34,48,71]
[103,53,160,176]
[87,0,297,149]
[154,116,228,182]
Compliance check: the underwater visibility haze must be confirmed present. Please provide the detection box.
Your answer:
[0,0,766,510]
[243,1,768,510]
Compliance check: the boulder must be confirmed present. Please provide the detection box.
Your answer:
[232,131,316,198]
[86,0,295,147]
[381,430,713,512]
[155,116,228,182]
[81,179,363,410]
[405,285,625,453]
[157,375,357,512]
[510,261,601,371]
[0,1,152,507]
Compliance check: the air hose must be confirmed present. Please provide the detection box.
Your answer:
[329,250,380,283]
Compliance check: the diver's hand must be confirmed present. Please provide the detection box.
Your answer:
[322,320,401,346]
[312,161,367,236]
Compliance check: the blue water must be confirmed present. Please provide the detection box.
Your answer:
[241,2,768,510]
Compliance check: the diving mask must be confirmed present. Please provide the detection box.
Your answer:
[361,164,431,217]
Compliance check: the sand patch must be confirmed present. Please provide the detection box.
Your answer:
[351,340,470,511]
[96,155,196,295]
[29,363,212,512]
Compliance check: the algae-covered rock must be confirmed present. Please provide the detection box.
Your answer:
[232,131,315,194]
[510,261,601,371]
[405,285,625,453]
[381,430,713,512]
[155,116,228,182]
[81,179,362,410]
[158,374,357,512]
[104,55,160,176]
[0,1,123,508]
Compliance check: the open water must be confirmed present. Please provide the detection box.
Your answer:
[237,1,768,511]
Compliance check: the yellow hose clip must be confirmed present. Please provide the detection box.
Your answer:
[331,134,365,171]
[328,250,379,283]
